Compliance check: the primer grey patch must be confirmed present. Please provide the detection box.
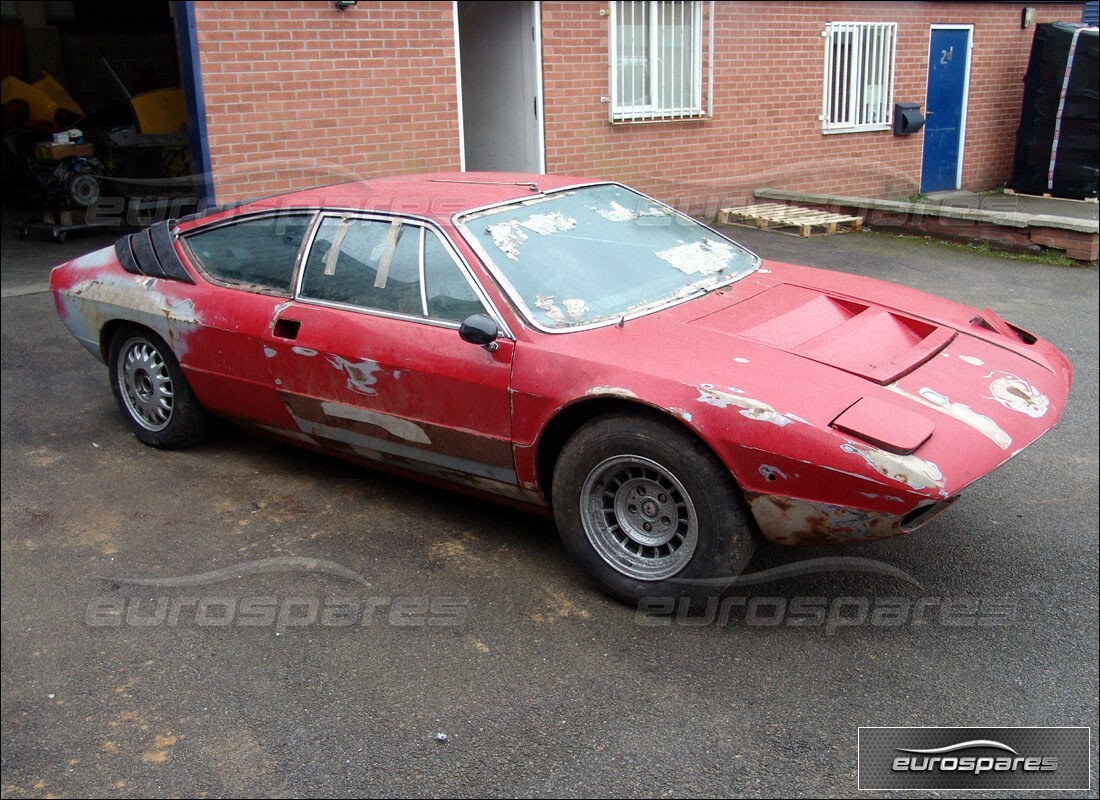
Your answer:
[321,401,431,444]
[989,375,1049,418]
[263,347,277,358]
[61,276,201,357]
[291,346,319,357]
[697,384,797,427]
[327,355,382,396]
[295,417,516,486]
[655,239,736,276]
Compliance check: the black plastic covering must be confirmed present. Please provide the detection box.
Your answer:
[1008,23,1099,200]
[114,221,194,284]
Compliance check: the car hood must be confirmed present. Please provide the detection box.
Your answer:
[512,260,1073,501]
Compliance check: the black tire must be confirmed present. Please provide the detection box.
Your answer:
[108,326,216,448]
[552,412,758,606]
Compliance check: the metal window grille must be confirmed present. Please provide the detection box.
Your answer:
[609,1,712,122]
[821,21,897,133]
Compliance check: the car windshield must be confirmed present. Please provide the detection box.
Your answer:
[457,183,759,330]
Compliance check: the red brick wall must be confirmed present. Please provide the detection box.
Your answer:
[193,0,459,203]
[193,1,1083,209]
[540,1,1083,213]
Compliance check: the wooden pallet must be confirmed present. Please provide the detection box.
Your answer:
[717,203,864,237]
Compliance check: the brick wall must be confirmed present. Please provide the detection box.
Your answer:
[193,0,459,203]
[194,1,1083,209]
[541,1,1083,214]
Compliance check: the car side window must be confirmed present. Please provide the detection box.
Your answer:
[300,217,487,323]
[183,213,313,293]
[424,232,485,323]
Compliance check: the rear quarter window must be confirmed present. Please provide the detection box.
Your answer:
[183,213,314,292]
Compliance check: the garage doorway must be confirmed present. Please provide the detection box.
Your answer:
[456,1,544,173]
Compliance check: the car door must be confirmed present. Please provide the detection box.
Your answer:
[177,210,316,427]
[260,213,520,496]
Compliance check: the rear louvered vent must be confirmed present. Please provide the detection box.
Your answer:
[114,221,194,284]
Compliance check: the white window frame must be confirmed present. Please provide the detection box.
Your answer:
[609,1,712,123]
[821,21,898,133]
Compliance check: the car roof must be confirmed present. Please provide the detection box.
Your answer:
[191,172,596,228]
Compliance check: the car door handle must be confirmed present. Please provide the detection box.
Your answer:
[272,318,301,340]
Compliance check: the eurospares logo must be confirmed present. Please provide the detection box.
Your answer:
[858,727,1090,790]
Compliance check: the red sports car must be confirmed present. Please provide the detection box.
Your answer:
[50,173,1072,603]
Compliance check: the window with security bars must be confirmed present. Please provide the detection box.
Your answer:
[821,21,897,133]
[609,1,711,122]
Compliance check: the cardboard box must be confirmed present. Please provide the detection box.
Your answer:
[34,142,95,160]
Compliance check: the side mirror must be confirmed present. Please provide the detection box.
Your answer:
[459,314,500,350]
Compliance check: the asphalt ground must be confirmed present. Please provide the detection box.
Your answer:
[2,210,1097,798]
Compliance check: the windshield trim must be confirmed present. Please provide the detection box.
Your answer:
[453,182,761,335]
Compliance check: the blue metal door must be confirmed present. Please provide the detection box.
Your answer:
[921,27,971,192]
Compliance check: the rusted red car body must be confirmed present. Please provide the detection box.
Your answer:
[51,173,1072,556]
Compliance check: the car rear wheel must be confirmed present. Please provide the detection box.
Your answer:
[552,412,758,605]
[108,326,215,448]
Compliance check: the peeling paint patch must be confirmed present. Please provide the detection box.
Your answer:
[585,386,639,399]
[859,492,905,503]
[886,384,1011,450]
[989,375,1049,418]
[321,402,431,444]
[534,295,566,325]
[668,407,693,423]
[655,238,736,276]
[291,346,318,357]
[60,276,201,358]
[593,200,639,222]
[959,355,984,366]
[486,212,576,260]
[486,221,528,260]
[732,357,751,364]
[263,347,277,358]
[519,211,576,235]
[562,298,589,320]
[69,245,120,270]
[696,384,798,427]
[758,464,788,482]
[747,494,900,545]
[591,200,667,223]
[326,355,382,396]
[841,441,944,491]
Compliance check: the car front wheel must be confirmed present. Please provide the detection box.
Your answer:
[552,412,758,605]
[108,326,215,448]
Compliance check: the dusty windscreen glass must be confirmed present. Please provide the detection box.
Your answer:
[457,184,758,330]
